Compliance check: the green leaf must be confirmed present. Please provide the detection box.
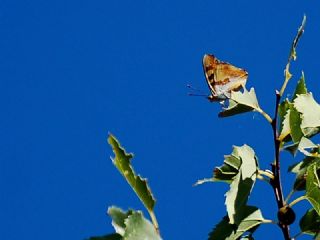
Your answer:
[289,15,306,61]
[226,172,255,225]
[194,165,238,185]
[292,72,307,100]
[297,137,318,157]
[225,145,258,224]
[240,236,254,240]
[195,145,257,187]
[108,207,133,236]
[235,206,264,234]
[108,134,156,211]
[293,172,306,191]
[285,136,319,158]
[195,152,242,185]
[208,206,264,240]
[294,93,320,137]
[280,15,306,96]
[235,145,259,179]
[289,103,303,144]
[208,216,236,240]
[86,234,122,240]
[278,100,291,142]
[306,162,320,215]
[282,104,304,155]
[225,154,242,169]
[300,208,320,236]
[195,145,259,225]
[219,88,260,118]
[123,211,161,240]
[213,155,241,182]
[107,207,161,240]
[194,177,216,185]
[278,100,289,126]
[288,153,320,191]
[283,142,299,156]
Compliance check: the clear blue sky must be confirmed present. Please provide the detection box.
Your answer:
[1,1,320,239]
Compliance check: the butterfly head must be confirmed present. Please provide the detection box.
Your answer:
[207,93,228,102]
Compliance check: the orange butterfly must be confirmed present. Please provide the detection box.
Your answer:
[203,54,248,102]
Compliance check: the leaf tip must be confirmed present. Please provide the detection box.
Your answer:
[107,132,116,145]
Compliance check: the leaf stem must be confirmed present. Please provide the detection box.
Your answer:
[288,195,307,208]
[284,189,296,204]
[149,210,160,234]
[258,169,275,179]
[292,231,303,240]
[256,107,273,123]
[261,219,276,224]
[279,63,292,97]
[284,174,306,204]
[257,175,270,184]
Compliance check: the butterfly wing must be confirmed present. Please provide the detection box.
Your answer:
[203,54,219,97]
[213,60,248,98]
[203,54,248,101]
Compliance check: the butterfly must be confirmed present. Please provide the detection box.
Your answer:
[203,54,248,102]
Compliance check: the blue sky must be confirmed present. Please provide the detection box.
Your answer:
[1,1,320,239]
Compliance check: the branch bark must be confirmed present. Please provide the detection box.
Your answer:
[270,90,291,240]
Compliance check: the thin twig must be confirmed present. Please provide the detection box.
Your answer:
[269,90,291,240]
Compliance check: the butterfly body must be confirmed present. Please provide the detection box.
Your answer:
[203,54,248,102]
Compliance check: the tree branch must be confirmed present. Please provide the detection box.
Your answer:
[270,90,291,240]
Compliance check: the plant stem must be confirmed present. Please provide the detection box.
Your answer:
[261,219,276,224]
[288,195,307,208]
[258,169,275,179]
[292,231,303,240]
[284,179,305,204]
[270,90,291,240]
[257,174,270,184]
[279,64,292,97]
[149,210,160,234]
[284,189,296,204]
[256,107,273,124]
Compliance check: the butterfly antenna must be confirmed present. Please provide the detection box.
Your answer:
[187,84,202,92]
[187,84,208,97]
[188,93,208,97]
